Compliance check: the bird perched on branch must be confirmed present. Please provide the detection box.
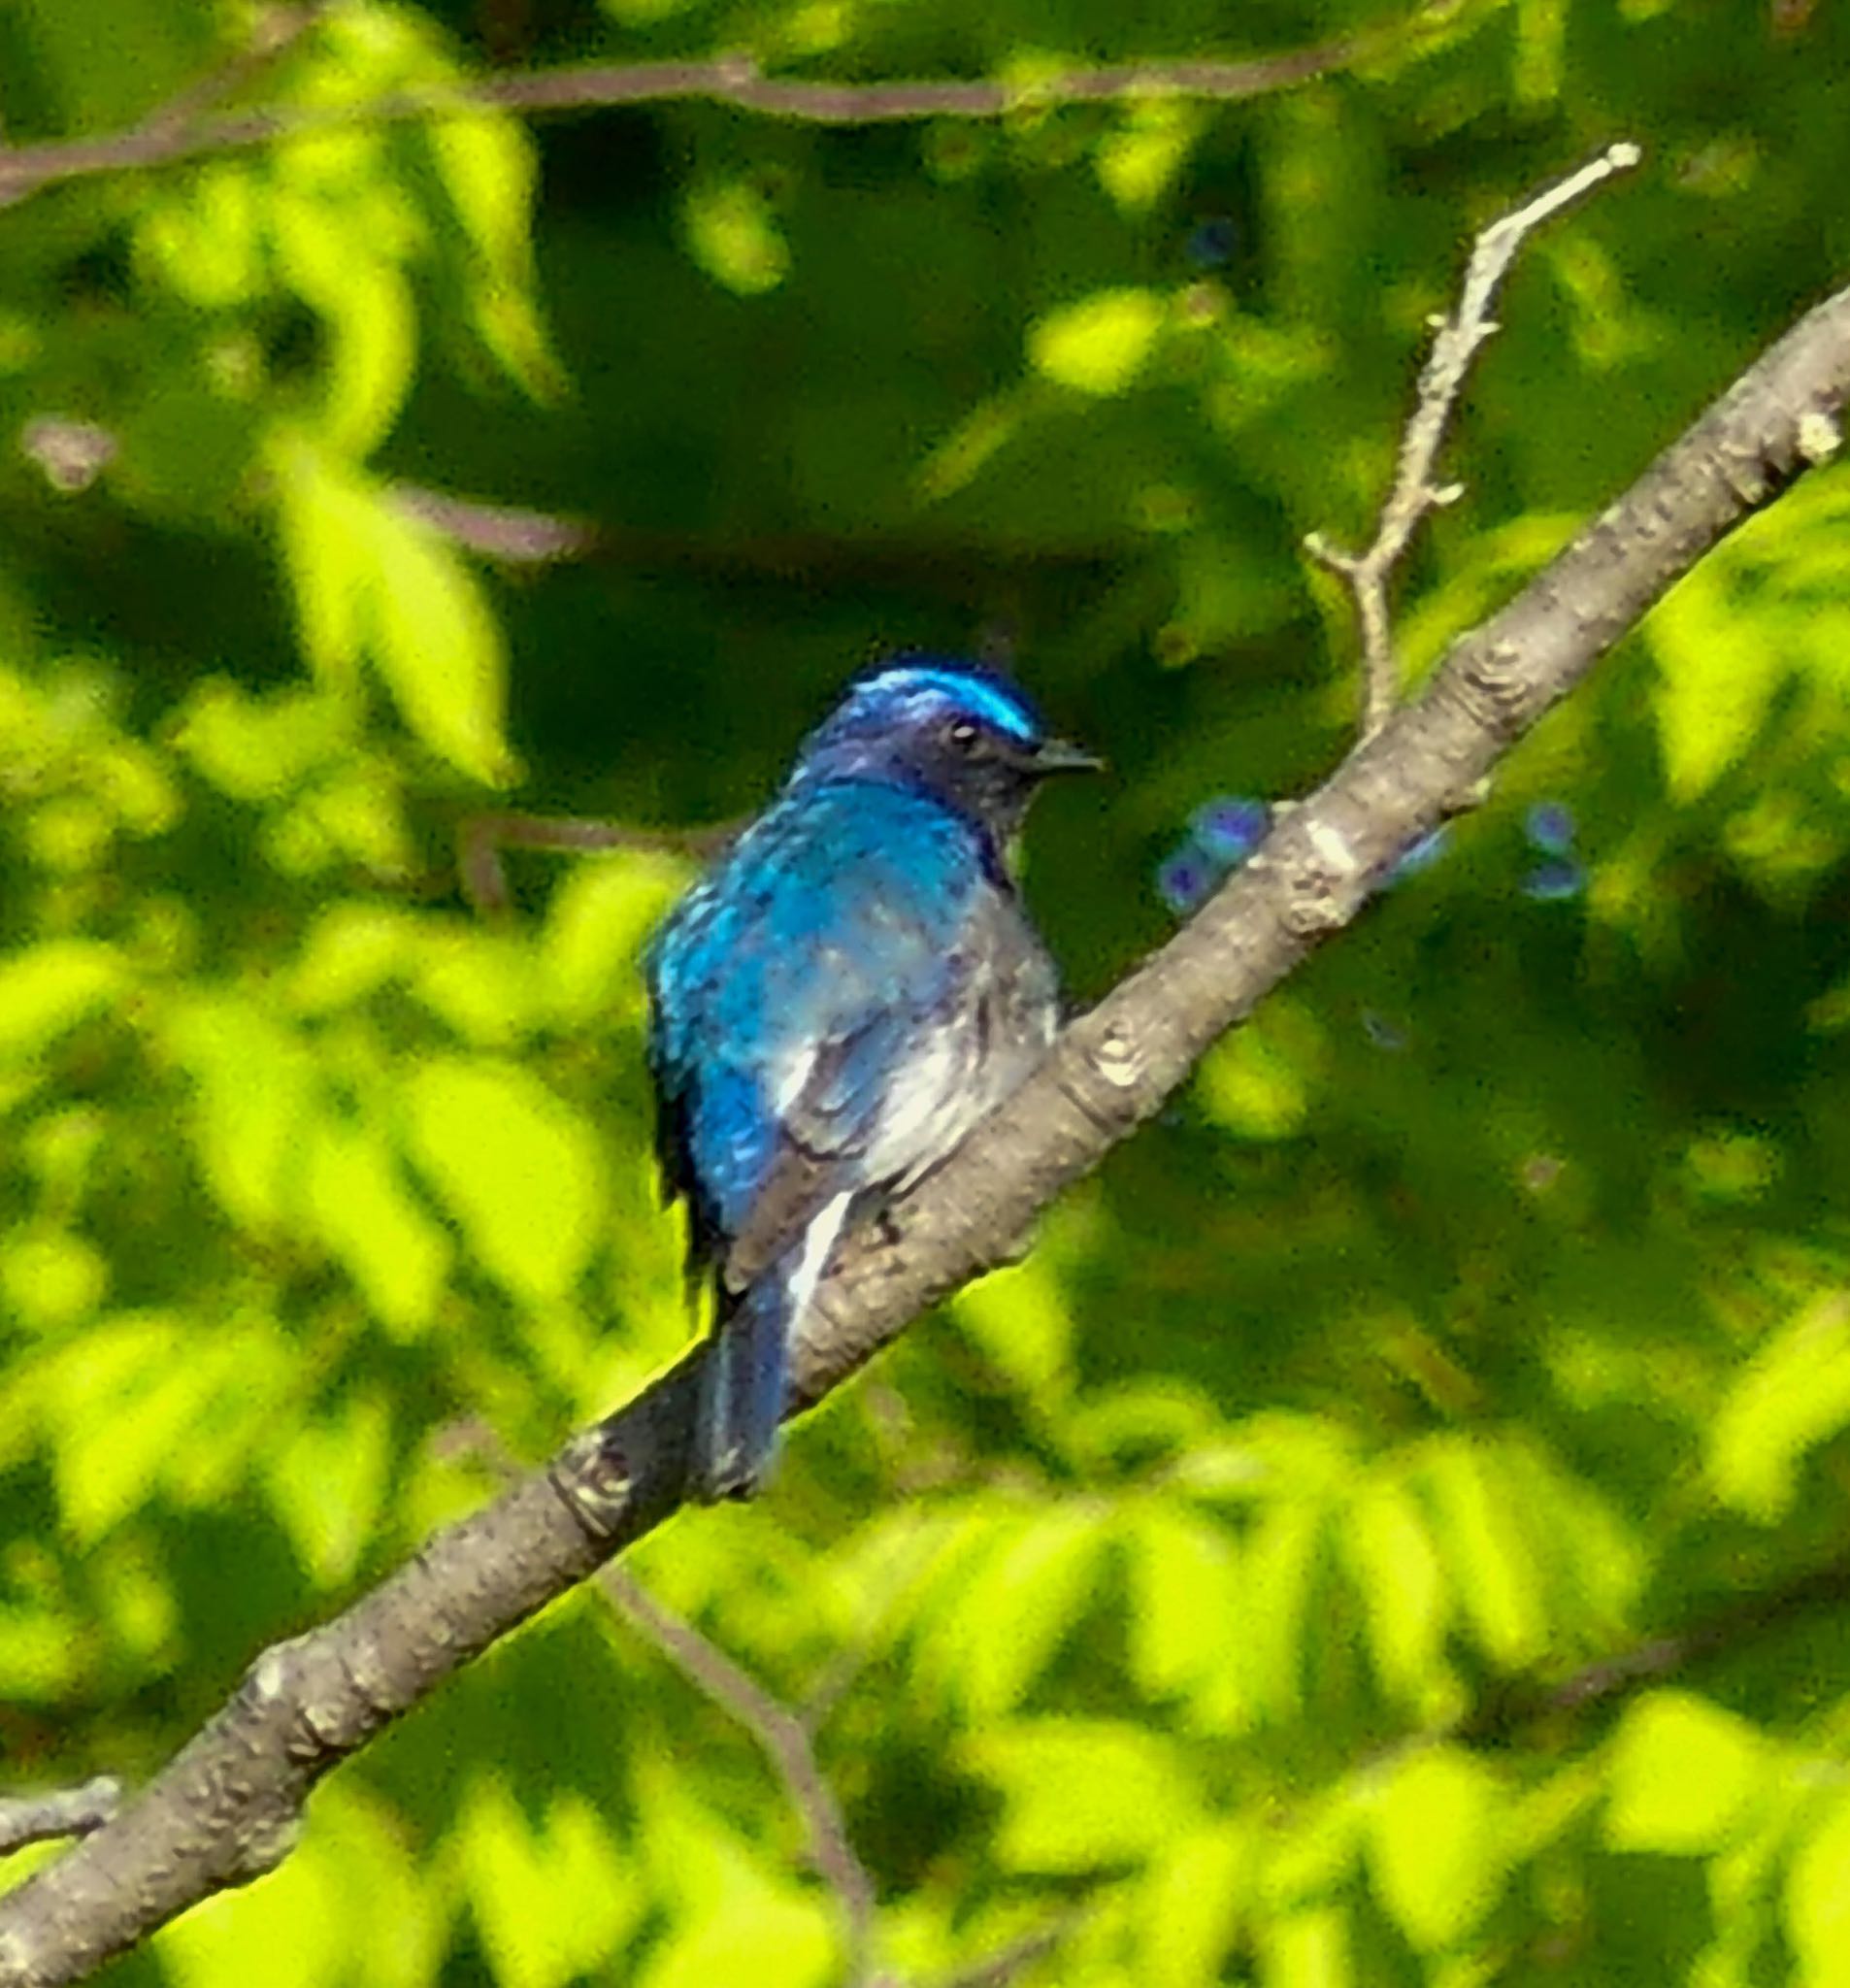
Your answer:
[645,656,1100,1501]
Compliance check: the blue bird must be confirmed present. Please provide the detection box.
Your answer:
[645,656,1100,1501]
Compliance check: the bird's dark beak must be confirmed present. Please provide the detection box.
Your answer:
[1030,737,1106,777]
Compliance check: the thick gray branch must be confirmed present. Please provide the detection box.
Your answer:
[3,284,1849,1986]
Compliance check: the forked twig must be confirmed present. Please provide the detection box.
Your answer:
[1306,142,1642,741]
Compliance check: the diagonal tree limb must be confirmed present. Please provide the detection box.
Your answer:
[3,275,1850,1988]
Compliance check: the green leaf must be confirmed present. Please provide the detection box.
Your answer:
[542,853,688,1027]
[1707,1295,1850,1521]
[1786,1790,1850,1988]
[1605,1691,1767,1854]
[455,1780,643,1988]
[425,113,563,398]
[1341,1474,1451,1707]
[1142,1822,1255,1987]
[684,180,791,296]
[273,442,517,784]
[1257,1904,1350,1988]
[1366,1746,1507,1951]
[401,1055,606,1305]
[1649,555,1790,802]
[967,1718,1202,1873]
[267,1390,394,1586]
[1095,102,1206,214]
[926,1503,1109,1716]
[1417,1437,1546,1670]
[1124,1502,1244,1709]
[304,1114,450,1335]
[1028,287,1166,395]
[1195,1001,1325,1140]
[0,940,124,1061]
[364,499,518,787]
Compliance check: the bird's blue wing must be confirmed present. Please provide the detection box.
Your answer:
[645,779,982,1285]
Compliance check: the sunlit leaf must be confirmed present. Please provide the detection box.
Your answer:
[401,1054,606,1305]
[1606,1691,1767,1854]
[1366,1746,1507,1951]
[1028,287,1166,395]
[968,1718,1202,1872]
[1708,1295,1850,1521]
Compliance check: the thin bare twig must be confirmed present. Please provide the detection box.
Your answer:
[934,1918,1076,1988]
[0,29,1371,213]
[457,812,735,917]
[1306,141,1642,741]
[392,485,596,566]
[130,1,337,144]
[600,1570,880,1986]
[0,1779,121,1859]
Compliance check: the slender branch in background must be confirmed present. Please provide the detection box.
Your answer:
[457,811,737,917]
[392,484,597,565]
[1464,1547,1850,1745]
[0,15,1390,213]
[0,1780,120,1860]
[129,1,337,142]
[599,1571,881,1987]
[933,1919,1078,1988]
[7,194,1850,1988]
[1306,141,1642,741]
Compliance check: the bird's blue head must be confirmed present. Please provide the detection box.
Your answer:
[792,655,1101,833]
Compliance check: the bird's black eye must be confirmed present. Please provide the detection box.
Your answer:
[947,719,979,749]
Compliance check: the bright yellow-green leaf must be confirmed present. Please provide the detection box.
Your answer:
[1096,102,1206,213]
[543,852,686,1026]
[271,188,417,455]
[267,1391,394,1586]
[1708,1295,1850,1520]
[0,940,124,1061]
[426,113,563,398]
[1786,1789,1850,1988]
[1342,1474,1451,1706]
[1605,1691,1767,1853]
[1143,1821,1255,1986]
[0,1229,109,1332]
[304,1116,450,1335]
[1124,1503,1243,1709]
[684,180,790,296]
[41,1312,206,1541]
[967,1718,1201,1873]
[456,1780,642,1988]
[1367,1746,1506,1951]
[928,1503,1108,1715]
[289,903,419,1013]
[401,1055,606,1304]
[366,500,518,786]
[273,441,375,689]
[636,1891,835,1988]
[411,928,545,1044]
[1418,1438,1546,1669]
[163,995,320,1235]
[1028,287,1166,395]
[272,444,516,784]
[1259,1904,1350,1988]
[1649,559,1789,801]
[953,1250,1074,1403]
[1196,1001,1325,1139]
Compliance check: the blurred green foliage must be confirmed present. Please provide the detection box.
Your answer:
[7,0,1850,1983]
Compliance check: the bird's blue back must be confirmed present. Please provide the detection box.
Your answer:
[649,778,994,1252]
[644,658,1085,1499]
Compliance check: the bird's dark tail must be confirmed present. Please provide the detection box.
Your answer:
[692,1270,793,1502]
[690,1194,851,1503]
